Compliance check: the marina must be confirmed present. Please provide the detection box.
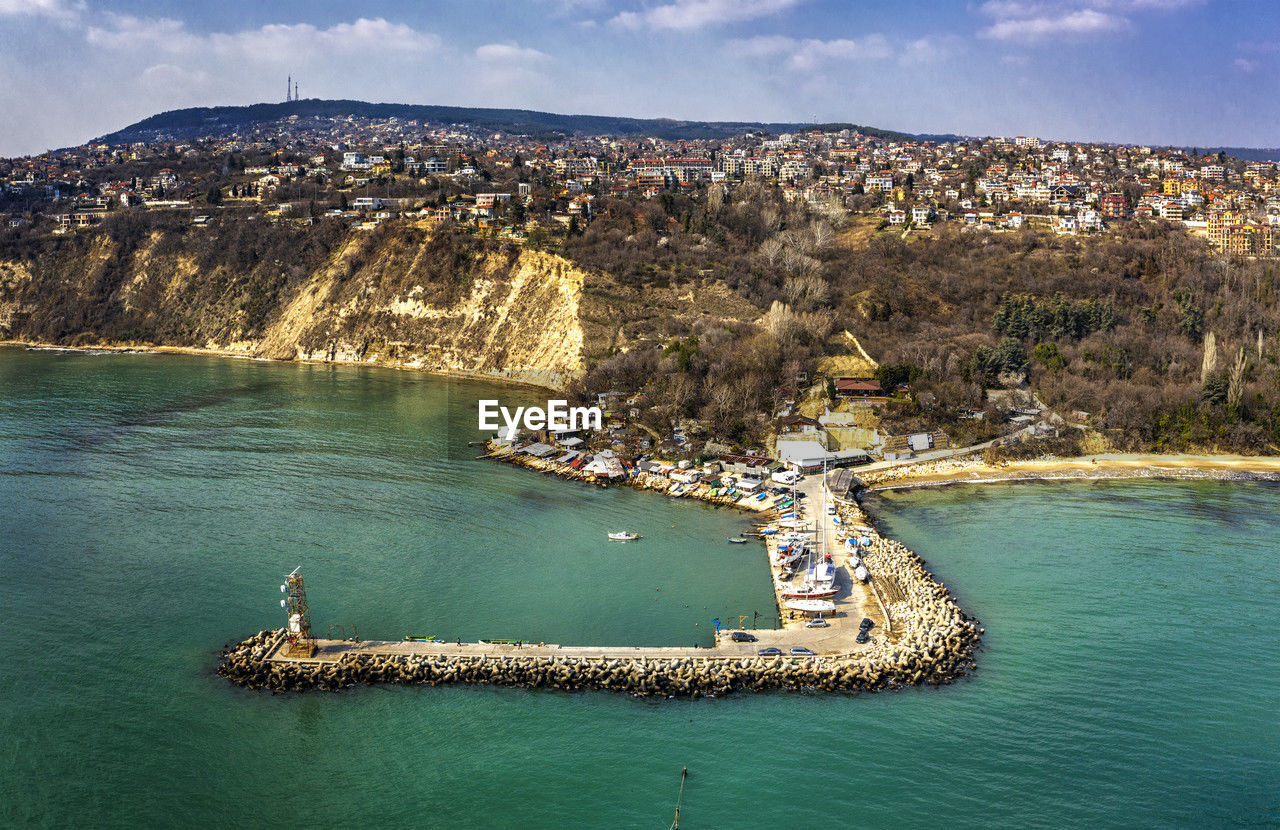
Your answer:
[222,456,980,696]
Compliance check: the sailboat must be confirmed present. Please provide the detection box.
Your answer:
[773,533,808,568]
[780,461,839,601]
[785,598,836,614]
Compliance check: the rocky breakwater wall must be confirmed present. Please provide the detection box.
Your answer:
[842,501,983,682]
[218,609,980,698]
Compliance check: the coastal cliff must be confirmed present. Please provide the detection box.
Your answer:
[0,220,599,387]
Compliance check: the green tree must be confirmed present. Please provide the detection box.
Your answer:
[995,337,1027,374]
[874,363,920,392]
[1033,342,1066,371]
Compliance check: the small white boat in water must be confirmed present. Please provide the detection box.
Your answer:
[608,531,639,541]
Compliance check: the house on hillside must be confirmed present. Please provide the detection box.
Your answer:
[834,378,883,398]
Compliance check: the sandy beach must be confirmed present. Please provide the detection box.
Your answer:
[861,452,1280,491]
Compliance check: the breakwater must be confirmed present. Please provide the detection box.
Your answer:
[218,621,980,696]
[217,488,982,698]
[217,438,983,698]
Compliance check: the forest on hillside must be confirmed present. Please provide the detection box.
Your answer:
[558,186,1280,454]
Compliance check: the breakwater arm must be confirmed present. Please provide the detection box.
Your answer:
[218,490,981,697]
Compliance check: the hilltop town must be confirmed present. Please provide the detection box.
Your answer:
[2,103,1277,254]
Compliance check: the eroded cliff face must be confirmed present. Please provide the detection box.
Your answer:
[255,236,587,387]
[0,222,589,388]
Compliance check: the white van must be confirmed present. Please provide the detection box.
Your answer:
[771,470,800,485]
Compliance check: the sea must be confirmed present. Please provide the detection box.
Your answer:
[1,347,1277,828]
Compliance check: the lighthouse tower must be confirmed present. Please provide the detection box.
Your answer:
[279,567,316,657]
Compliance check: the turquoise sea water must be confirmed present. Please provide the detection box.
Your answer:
[1,348,1277,827]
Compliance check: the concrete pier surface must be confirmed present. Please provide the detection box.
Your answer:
[767,473,885,637]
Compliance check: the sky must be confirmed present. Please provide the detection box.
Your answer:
[0,0,1276,156]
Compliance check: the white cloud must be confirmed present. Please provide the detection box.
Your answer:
[534,0,608,13]
[612,0,803,31]
[86,15,440,60]
[140,63,211,90]
[733,35,797,58]
[898,35,961,66]
[1231,57,1260,73]
[0,0,79,19]
[86,15,191,51]
[976,1,1199,42]
[475,43,551,64]
[731,34,894,70]
[981,8,1129,41]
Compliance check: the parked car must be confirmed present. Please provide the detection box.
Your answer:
[757,647,783,656]
[859,617,875,631]
[804,618,830,628]
[730,631,757,643]
[789,646,816,656]
[856,630,871,645]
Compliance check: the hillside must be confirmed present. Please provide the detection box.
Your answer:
[2,195,1279,456]
[92,99,956,145]
[0,214,762,388]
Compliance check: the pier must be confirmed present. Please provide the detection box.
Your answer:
[219,467,981,696]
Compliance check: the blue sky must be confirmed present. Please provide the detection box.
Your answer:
[0,0,1276,156]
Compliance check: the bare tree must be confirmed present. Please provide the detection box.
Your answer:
[758,236,784,267]
[1200,331,1217,385]
[1228,346,1247,412]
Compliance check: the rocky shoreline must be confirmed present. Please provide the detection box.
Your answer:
[484,442,772,511]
